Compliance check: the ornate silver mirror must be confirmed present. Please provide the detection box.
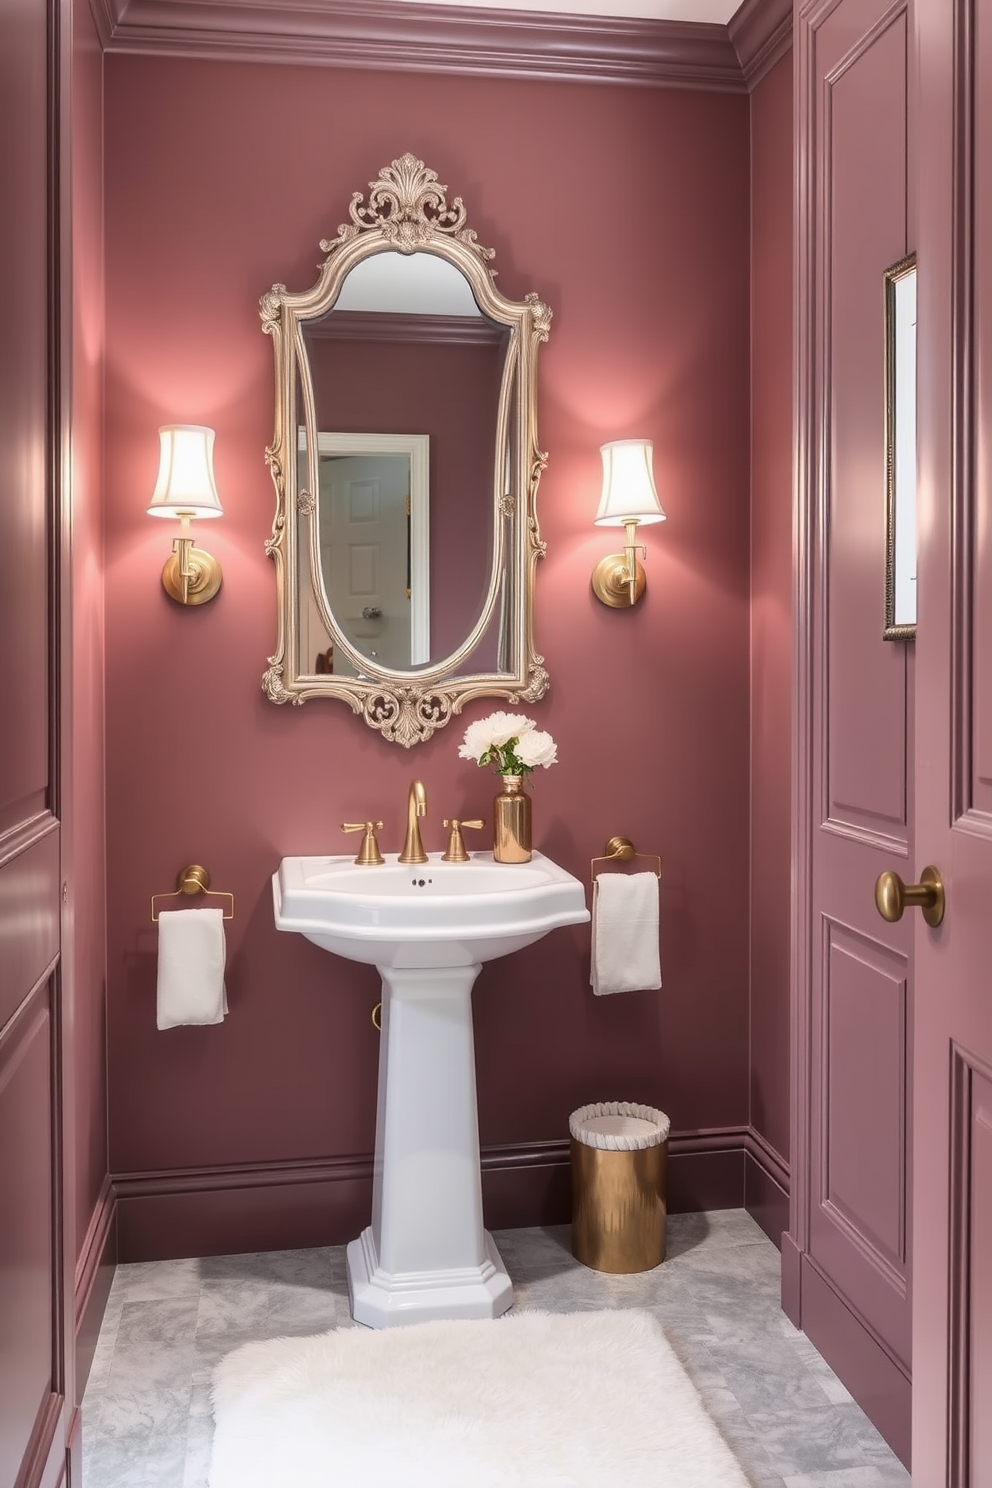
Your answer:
[260,154,552,746]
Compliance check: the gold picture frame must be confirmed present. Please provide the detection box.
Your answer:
[883,252,917,640]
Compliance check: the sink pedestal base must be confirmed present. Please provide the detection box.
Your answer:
[347,1225,512,1329]
[345,961,514,1328]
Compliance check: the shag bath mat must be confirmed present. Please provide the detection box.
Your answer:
[208,1308,750,1488]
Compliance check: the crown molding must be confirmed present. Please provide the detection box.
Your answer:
[727,0,791,90]
[91,0,748,92]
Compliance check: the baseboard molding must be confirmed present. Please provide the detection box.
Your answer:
[780,1227,802,1324]
[790,1251,911,1468]
[743,1130,790,1249]
[90,0,748,92]
[111,1127,764,1263]
[74,1175,117,1396]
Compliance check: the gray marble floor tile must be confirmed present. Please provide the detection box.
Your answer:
[194,1273,341,1337]
[84,1428,188,1488]
[180,1413,213,1488]
[746,1404,873,1479]
[112,1257,204,1302]
[784,1467,911,1488]
[106,1300,197,1391]
[197,1244,339,1290]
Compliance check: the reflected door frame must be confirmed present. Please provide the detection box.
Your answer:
[297,430,429,672]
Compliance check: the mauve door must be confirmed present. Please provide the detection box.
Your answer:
[793,0,914,1463]
[913,0,992,1477]
[0,0,67,1481]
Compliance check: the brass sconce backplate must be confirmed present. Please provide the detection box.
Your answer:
[162,548,223,606]
[591,554,646,608]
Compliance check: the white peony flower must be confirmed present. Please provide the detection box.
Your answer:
[458,710,556,779]
[515,729,558,769]
[458,712,535,761]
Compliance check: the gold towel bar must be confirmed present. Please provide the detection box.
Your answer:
[151,864,235,923]
[590,836,662,884]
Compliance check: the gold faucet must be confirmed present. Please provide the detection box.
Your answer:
[399,780,428,864]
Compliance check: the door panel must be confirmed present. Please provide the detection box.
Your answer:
[822,923,907,1271]
[793,0,913,1459]
[0,0,68,1478]
[914,0,992,1475]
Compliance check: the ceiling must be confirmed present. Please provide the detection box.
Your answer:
[387,0,740,24]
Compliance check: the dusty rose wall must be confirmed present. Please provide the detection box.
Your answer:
[71,0,108,1260]
[748,52,793,1175]
[102,57,751,1234]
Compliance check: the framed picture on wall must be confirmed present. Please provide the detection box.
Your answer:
[883,252,917,640]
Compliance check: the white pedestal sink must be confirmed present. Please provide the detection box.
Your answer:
[272,850,589,1328]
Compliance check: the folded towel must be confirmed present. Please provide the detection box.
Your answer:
[590,872,662,996]
[156,907,228,1029]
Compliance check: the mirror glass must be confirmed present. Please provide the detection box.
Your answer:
[298,252,511,674]
[261,155,551,746]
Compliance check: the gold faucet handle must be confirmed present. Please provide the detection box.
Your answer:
[441,818,485,863]
[341,820,385,866]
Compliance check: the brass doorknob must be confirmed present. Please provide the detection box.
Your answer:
[874,865,945,928]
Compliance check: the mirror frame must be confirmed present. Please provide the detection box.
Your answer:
[260,154,552,747]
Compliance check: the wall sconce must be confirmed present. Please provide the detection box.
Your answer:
[147,424,224,605]
[591,439,666,608]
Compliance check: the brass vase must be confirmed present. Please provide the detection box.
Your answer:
[493,774,532,862]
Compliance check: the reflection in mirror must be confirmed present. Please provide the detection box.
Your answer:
[261,155,552,746]
[299,432,429,674]
[301,259,510,672]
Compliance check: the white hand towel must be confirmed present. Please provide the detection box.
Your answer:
[156,907,228,1029]
[590,872,662,996]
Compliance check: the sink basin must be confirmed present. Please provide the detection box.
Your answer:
[273,846,589,1331]
[273,850,588,968]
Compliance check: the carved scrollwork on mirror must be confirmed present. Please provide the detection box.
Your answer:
[260,154,552,747]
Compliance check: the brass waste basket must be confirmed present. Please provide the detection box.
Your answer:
[570,1101,670,1274]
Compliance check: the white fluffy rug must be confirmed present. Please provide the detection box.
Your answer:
[209,1309,750,1488]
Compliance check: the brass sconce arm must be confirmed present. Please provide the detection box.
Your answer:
[161,513,223,606]
[622,518,646,606]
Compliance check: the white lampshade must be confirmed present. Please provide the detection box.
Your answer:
[147,425,224,519]
[594,440,666,527]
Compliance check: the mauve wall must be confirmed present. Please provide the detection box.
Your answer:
[748,53,793,1178]
[102,57,751,1240]
[71,0,108,1261]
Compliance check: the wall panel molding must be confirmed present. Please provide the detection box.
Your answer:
[90,0,748,90]
[820,816,909,854]
[0,827,60,1033]
[819,918,909,1276]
